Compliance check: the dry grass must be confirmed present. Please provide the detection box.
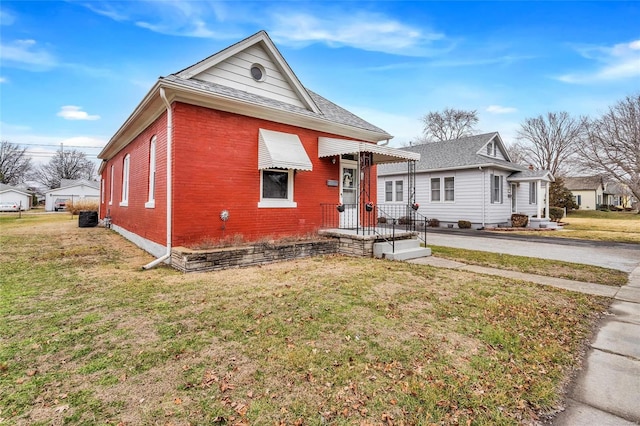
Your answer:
[0,214,609,425]
[66,199,100,215]
[495,210,640,244]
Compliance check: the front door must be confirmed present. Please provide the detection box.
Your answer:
[340,159,359,228]
[511,183,517,213]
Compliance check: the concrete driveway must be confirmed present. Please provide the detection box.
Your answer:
[424,229,640,273]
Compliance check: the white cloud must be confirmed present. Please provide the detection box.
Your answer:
[0,39,57,70]
[0,121,106,165]
[79,0,230,39]
[557,39,640,83]
[57,106,101,121]
[0,76,7,84]
[0,9,15,26]
[269,11,449,57]
[78,1,450,57]
[486,105,517,114]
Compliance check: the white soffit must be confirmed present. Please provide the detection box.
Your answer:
[258,129,313,171]
[318,137,420,164]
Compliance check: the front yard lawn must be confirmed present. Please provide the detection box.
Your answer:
[0,215,608,425]
[430,245,628,286]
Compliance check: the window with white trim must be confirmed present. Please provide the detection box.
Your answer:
[395,180,403,202]
[145,137,156,208]
[101,178,105,204]
[259,169,296,208]
[529,182,537,204]
[109,165,114,205]
[444,177,455,201]
[491,174,503,203]
[431,178,441,202]
[120,154,130,206]
[385,181,393,202]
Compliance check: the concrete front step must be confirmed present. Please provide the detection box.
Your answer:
[373,239,432,261]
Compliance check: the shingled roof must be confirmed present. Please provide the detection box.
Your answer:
[161,74,388,135]
[564,176,604,191]
[378,132,554,181]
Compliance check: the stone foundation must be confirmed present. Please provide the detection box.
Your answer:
[172,239,339,273]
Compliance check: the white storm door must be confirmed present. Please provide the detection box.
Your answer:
[511,183,517,213]
[340,160,359,228]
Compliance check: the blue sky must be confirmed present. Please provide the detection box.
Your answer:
[1,1,639,166]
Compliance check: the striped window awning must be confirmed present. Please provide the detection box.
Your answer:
[258,129,313,171]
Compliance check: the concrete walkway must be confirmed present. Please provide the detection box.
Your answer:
[408,256,640,425]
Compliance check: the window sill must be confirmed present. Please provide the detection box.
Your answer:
[145,200,155,209]
[119,201,128,207]
[258,200,297,208]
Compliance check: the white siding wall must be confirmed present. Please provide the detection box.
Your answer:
[194,45,306,108]
[571,190,598,210]
[0,190,31,210]
[515,183,538,216]
[378,168,514,227]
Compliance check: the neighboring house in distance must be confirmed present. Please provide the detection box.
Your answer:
[0,184,32,210]
[97,31,417,261]
[564,176,605,210]
[603,182,635,209]
[377,132,555,228]
[44,179,100,211]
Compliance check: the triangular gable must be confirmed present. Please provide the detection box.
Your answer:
[477,133,512,162]
[176,31,320,113]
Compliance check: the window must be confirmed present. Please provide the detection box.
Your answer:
[385,181,393,202]
[145,137,156,208]
[109,165,114,205]
[259,169,296,208]
[574,195,582,206]
[101,178,105,204]
[529,182,537,204]
[120,154,130,206]
[486,142,492,155]
[431,178,441,202]
[250,63,266,81]
[395,180,403,202]
[444,177,455,201]
[491,174,502,203]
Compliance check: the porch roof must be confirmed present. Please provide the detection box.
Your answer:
[318,137,420,164]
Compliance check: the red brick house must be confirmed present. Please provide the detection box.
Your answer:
[98,31,418,267]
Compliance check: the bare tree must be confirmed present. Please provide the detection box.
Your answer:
[505,141,529,165]
[421,108,479,142]
[578,94,640,207]
[0,140,33,185]
[33,148,96,189]
[516,112,586,176]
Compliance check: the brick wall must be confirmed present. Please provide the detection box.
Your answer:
[101,101,382,250]
[100,112,168,247]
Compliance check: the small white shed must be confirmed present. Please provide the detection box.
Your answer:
[44,179,100,211]
[0,184,32,210]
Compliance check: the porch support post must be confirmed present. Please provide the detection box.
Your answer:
[536,180,542,219]
[544,181,550,219]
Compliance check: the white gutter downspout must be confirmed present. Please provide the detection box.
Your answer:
[143,87,173,269]
[480,167,486,228]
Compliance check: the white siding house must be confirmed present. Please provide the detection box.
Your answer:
[0,184,32,210]
[377,133,554,228]
[44,179,100,211]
